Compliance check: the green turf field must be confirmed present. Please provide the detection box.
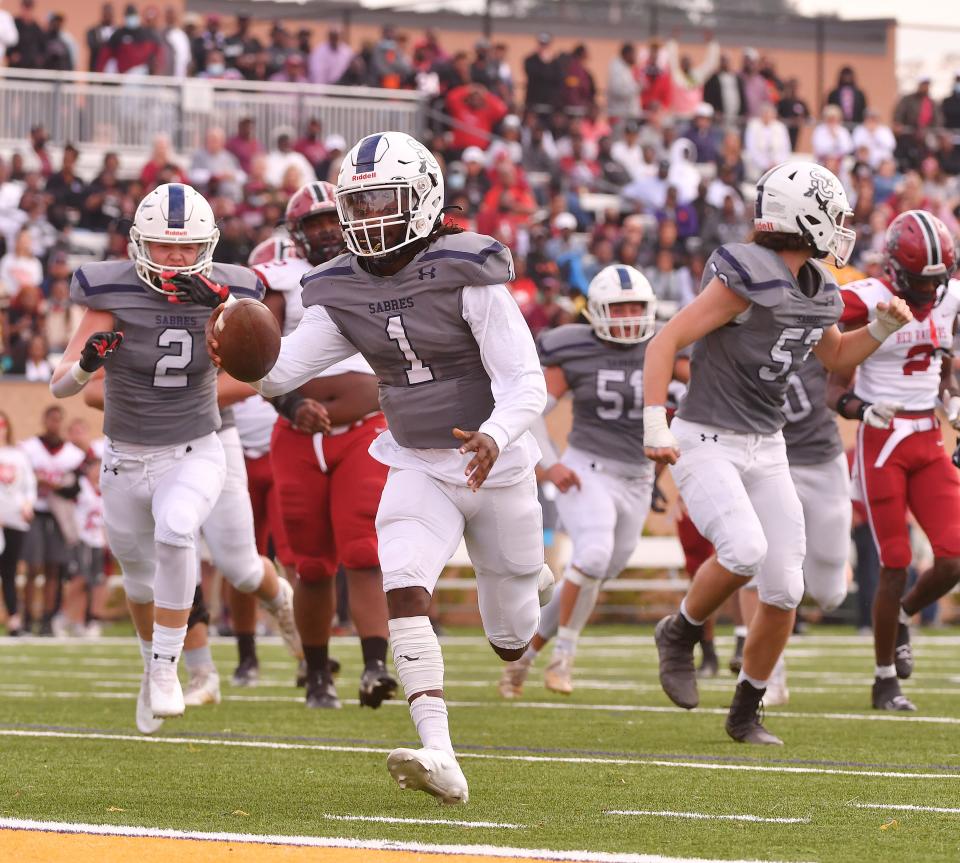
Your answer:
[1,626,959,862]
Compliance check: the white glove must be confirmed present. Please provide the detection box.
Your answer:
[946,395,960,430]
[643,406,680,451]
[862,401,902,429]
[867,297,913,342]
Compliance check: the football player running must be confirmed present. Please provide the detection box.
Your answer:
[828,210,960,712]
[252,181,395,710]
[52,183,296,734]
[500,265,680,697]
[642,161,911,745]
[208,132,553,804]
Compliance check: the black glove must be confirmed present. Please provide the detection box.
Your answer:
[651,480,668,514]
[79,331,123,372]
[160,272,229,308]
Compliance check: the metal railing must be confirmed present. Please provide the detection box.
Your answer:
[0,68,427,155]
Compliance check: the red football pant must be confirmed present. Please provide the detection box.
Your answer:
[676,510,714,578]
[271,415,387,583]
[856,423,960,569]
[244,452,295,568]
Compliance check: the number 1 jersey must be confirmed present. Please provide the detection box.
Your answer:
[70,260,264,446]
[840,276,960,411]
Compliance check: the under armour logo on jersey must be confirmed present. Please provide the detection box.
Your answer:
[418,266,436,281]
[700,433,719,442]
[103,464,119,475]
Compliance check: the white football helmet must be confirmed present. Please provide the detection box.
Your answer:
[586,265,657,344]
[336,131,445,258]
[129,183,220,290]
[753,161,856,267]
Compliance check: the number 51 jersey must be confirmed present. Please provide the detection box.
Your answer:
[678,242,842,435]
[70,259,264,446]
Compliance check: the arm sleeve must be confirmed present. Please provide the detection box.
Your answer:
[462,284,547,453]
[254,304,358,397]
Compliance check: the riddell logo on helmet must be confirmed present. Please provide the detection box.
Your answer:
[164,229,188,236]
[352,172,376,181]
[754,221,777,231]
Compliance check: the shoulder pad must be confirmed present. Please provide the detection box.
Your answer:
[70,261,145,309]
[946,278,960,305]
[417,232,515,287]
[211,263,265,301]
[706,243,793,308]
[536,324,598,365]
[253,257,310,294]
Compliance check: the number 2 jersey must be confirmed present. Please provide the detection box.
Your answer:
[69,260,264,446]
[537,323,648,465]
[678,242,842,435]
[840,276,960,410]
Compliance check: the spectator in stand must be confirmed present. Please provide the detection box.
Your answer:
[703,54,745,125]
[436,50,470,97]
[944,72,960,130]
[265,23,296,78]
[9,0,44,68]
[225,117,262,175]
[39,249,70,297]
[594,136,630,189]
[558,134,600,190]
[607,42,641,126]
[5,283,45,371]
[294,118,327,169]
[559,44,596,116]
[744,101,792,181]
[44,13,76,70]
[894,76,942,170]
[470,38,500,91]
[21,125,51,178]
[0,0,18,66]
[666,30,720,117]
[610,120,647,183]
[139,132,185,189]
[24,334,52,381]
[701,191,750,250]
[812,104,854,162]
[316,134,346,184]
[0,229,42,304]
[80,155,125,231]
[758,55,783,105]
[45,144,86,227]
[680,102,720,164]
[776,78,810,151]
[480,159,536,229]
[0,410,36,636]
[524,32,561,117]
[161,5,191,78]
[623,158,670,211]
[852,108,896,171]
[648,246,695,314]
[490,42,514,105]
[370,26,412,89]
[197,47,242,80]
[270,52,308,83]
[95,3,161,75]
[452,147,491,212]
[264,129,316,188]
[194,13,225,72]
[309,26,352,85]
[739,48,769,117]
[297,27,311,57]
[190,126,245,201]
[44,275,82,354]
[655,185,699,243]
[485,115,523,168]
[640,39,671,113]
[445,82,507,153]
[85,3,114,71]
[826,66,867,125]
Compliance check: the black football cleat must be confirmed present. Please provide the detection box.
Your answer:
[305,669,341,709]
[231,656,260,687]
[296,656,340,687]
[697,649,719,679]
[654,614,702,709]
[728,635,745,675]
[358,660,398,709]
[725,681,783,745]
[872,675,916,711]
[894,623,913,679]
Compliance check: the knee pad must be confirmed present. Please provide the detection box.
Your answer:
[389,615,443,697]
[570,543,614,582]
[155,504,203,549]
[482,569,540,651]
[339,538,380,572]
[187,584,210,629]
[811,586,847,613]
[758,569,805,611]
[152,541,198,611]
[298,558,335,584]
[218,547,264,594]
[121,564,154,605]
[881,541,912,570]
[716,531,768,579]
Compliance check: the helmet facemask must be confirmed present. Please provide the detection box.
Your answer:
[130,228,219,291]
[795,198,856,268]
[292,211,344,266]
[886,259,950,311]
[588,299,657,344]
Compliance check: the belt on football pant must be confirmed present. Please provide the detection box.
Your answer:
[326,411,382,437]
[873,414,939,469]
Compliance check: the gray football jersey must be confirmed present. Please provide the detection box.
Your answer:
[70,260,263,445]
[678,243,842,434]
[301,232,515,449]
[782,355,843,466]
[538,323,648,464]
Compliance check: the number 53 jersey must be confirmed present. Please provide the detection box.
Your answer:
[70,260,264,446]
[678,242,842,435]
[840,276,960,409]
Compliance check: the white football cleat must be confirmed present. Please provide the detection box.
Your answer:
[387,747,469,805]
[498,653,533,699]
[265,578,303,659]
[183,668,222,707]
[544,651,574,695]
[764,657,790,707]
[150,660,185,719]
[537,565,555,607]
[136,670,164,735]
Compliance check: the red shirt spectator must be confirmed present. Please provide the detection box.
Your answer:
[445,84,508,151]
[294,119,327,167]
[226,118,263,175]
[95,9,162,74]
[640,42,672,111]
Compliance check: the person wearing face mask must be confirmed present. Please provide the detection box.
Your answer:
[95,3,161,75]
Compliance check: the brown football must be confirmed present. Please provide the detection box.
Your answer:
[215,298,281,382]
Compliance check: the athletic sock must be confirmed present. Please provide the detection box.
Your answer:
[734,625,748,639]
[236,633,257,664]
[151,623,187,665]
[389,616,450,753]
[554,625,578,657]
[679,598,706,627]
[737,669,769,690]
[304,643,329,676]
[898,607,911,626]
[139,637,153,671]
[875,664,897,679]
[361,636,388,667]
[701,638,717,659]
[184,644,215,675]
[410,694,454,756]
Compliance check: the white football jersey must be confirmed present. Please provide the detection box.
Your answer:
[841,277,960,410]
[75,476,105,548]
[19,437,86,512]
[232,394,277,458]
[253,256,374,379]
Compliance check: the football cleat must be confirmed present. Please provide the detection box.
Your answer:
[654,614,701,709]
[544,652,574,695]
[386,747,469,805]
[538,565,555,607]
[872,676,916,711]
[498,653,533,699]
[306,669,341,709]
[763,657,789,707]
[184,668,222,706]
[264,578,303,660]
[726,681,783,745]
[136,670,164,735]
[149,660,185,719]
[728,635,745,675]
[296,657,340,687]
[231,656,260,687]
[894,623,913,679]
[359,660,398,709]
[696,648,719,679]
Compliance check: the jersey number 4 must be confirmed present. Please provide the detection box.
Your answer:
[596,369,643,421]
[386,315,435,385]
[153,328,193,388]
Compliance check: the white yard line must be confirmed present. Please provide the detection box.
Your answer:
[0,817,815,863]
[849,803,960,815]
[0,728,957,781]
[605,811,810,824]
[322,814,522,828]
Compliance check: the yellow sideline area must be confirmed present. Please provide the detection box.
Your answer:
[0,829,544,863]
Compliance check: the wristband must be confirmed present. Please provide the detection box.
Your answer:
[71,361,93,385]
[836,391,867,421]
